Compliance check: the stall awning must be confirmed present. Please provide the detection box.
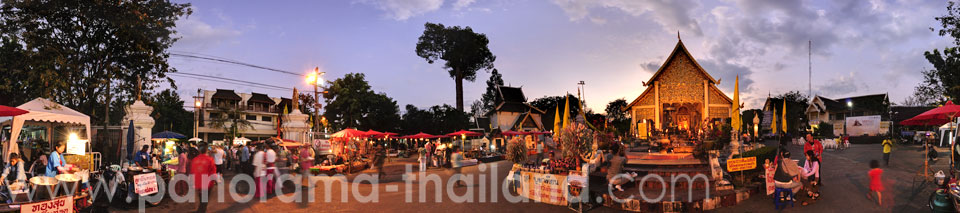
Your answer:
[212,89,242,101]
[248,93,275,105]
[4,98,91,160]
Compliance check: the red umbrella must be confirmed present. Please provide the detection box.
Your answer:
[446,130,483,137]
[365,130,385,137]
[331,128,368,138]
[900,101,960,126]
[501,130,526,136]
[0,105,27,117]
[407,132,437,139]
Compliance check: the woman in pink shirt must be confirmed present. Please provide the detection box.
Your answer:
[176,146,189,196]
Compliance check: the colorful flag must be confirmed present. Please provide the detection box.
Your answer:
[562,93,570,129]
[782,99,787,133]
[770,109,777,135]
[731,75,741,132]
[553,103,561,133]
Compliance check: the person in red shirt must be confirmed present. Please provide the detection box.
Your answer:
[868,160,883,206]
[191,142,217,213]
[804,134,823,160]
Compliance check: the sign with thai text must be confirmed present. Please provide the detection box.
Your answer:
[21,196,72,213]
[765,161,776,195]
[726,157,757,172]
[133,172,158,196]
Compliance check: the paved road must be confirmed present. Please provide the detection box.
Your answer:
[717,140,947,213]
[110,140,948,213]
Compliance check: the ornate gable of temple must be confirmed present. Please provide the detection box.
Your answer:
[625,39,734,131]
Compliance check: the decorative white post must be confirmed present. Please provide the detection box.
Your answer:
[123,100,154,158]
[283,88,311,143]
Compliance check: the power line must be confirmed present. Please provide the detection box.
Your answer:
[169,52,303,76]
[167,72,293,92]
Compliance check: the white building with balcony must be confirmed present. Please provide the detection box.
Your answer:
[197,89,294,142]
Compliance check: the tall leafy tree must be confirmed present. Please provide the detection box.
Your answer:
[323,73,400,131]
[400,104,469,135]
[605,98,629,135]
[415,22,496,111]
[148,89,193,135]
[0,0,191,126]
[480,69,504,112]
[909,1,960,105]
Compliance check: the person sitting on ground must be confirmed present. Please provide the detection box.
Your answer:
[606,145,637,192]
[800,150,821,205]
[774,149,802,198]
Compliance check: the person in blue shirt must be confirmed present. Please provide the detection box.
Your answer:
[134,145,151,168]
[46,142,67,177]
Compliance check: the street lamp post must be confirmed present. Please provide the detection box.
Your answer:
[194,89,202,139]
[306,67,326,138]
[846,100,853,136]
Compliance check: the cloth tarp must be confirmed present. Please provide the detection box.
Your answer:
[4,98,91,161]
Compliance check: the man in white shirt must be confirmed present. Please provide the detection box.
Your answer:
[251,145,266,198]
[213,146,225,181]
[265,145,278,196]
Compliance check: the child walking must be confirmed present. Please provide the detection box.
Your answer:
[868,160,883,206]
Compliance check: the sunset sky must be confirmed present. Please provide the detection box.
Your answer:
[166,0,953,112]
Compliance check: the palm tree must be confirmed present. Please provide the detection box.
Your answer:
[208,105,254,142]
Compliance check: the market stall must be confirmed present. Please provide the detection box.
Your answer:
[505,122,598,209]
[151,130,186,164]
[310,128,369,175]
[3,98,91,163]
[0,98,95,211]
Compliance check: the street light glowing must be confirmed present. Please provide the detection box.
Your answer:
[305,68,325,86]
[195,100,202,108]
[847,101,853,108]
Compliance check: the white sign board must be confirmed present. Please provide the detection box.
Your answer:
[21,195,73,213]
[315,139,332,155]
[846,115,882,136]
[66,139,87,155]
[133,172,159,196]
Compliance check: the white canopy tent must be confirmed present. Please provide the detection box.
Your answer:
[3,98,91,161]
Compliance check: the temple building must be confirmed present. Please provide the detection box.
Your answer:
[625,40,733,134]
[484,85,545,132]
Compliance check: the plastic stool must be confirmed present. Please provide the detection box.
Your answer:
[774,187,794,210]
